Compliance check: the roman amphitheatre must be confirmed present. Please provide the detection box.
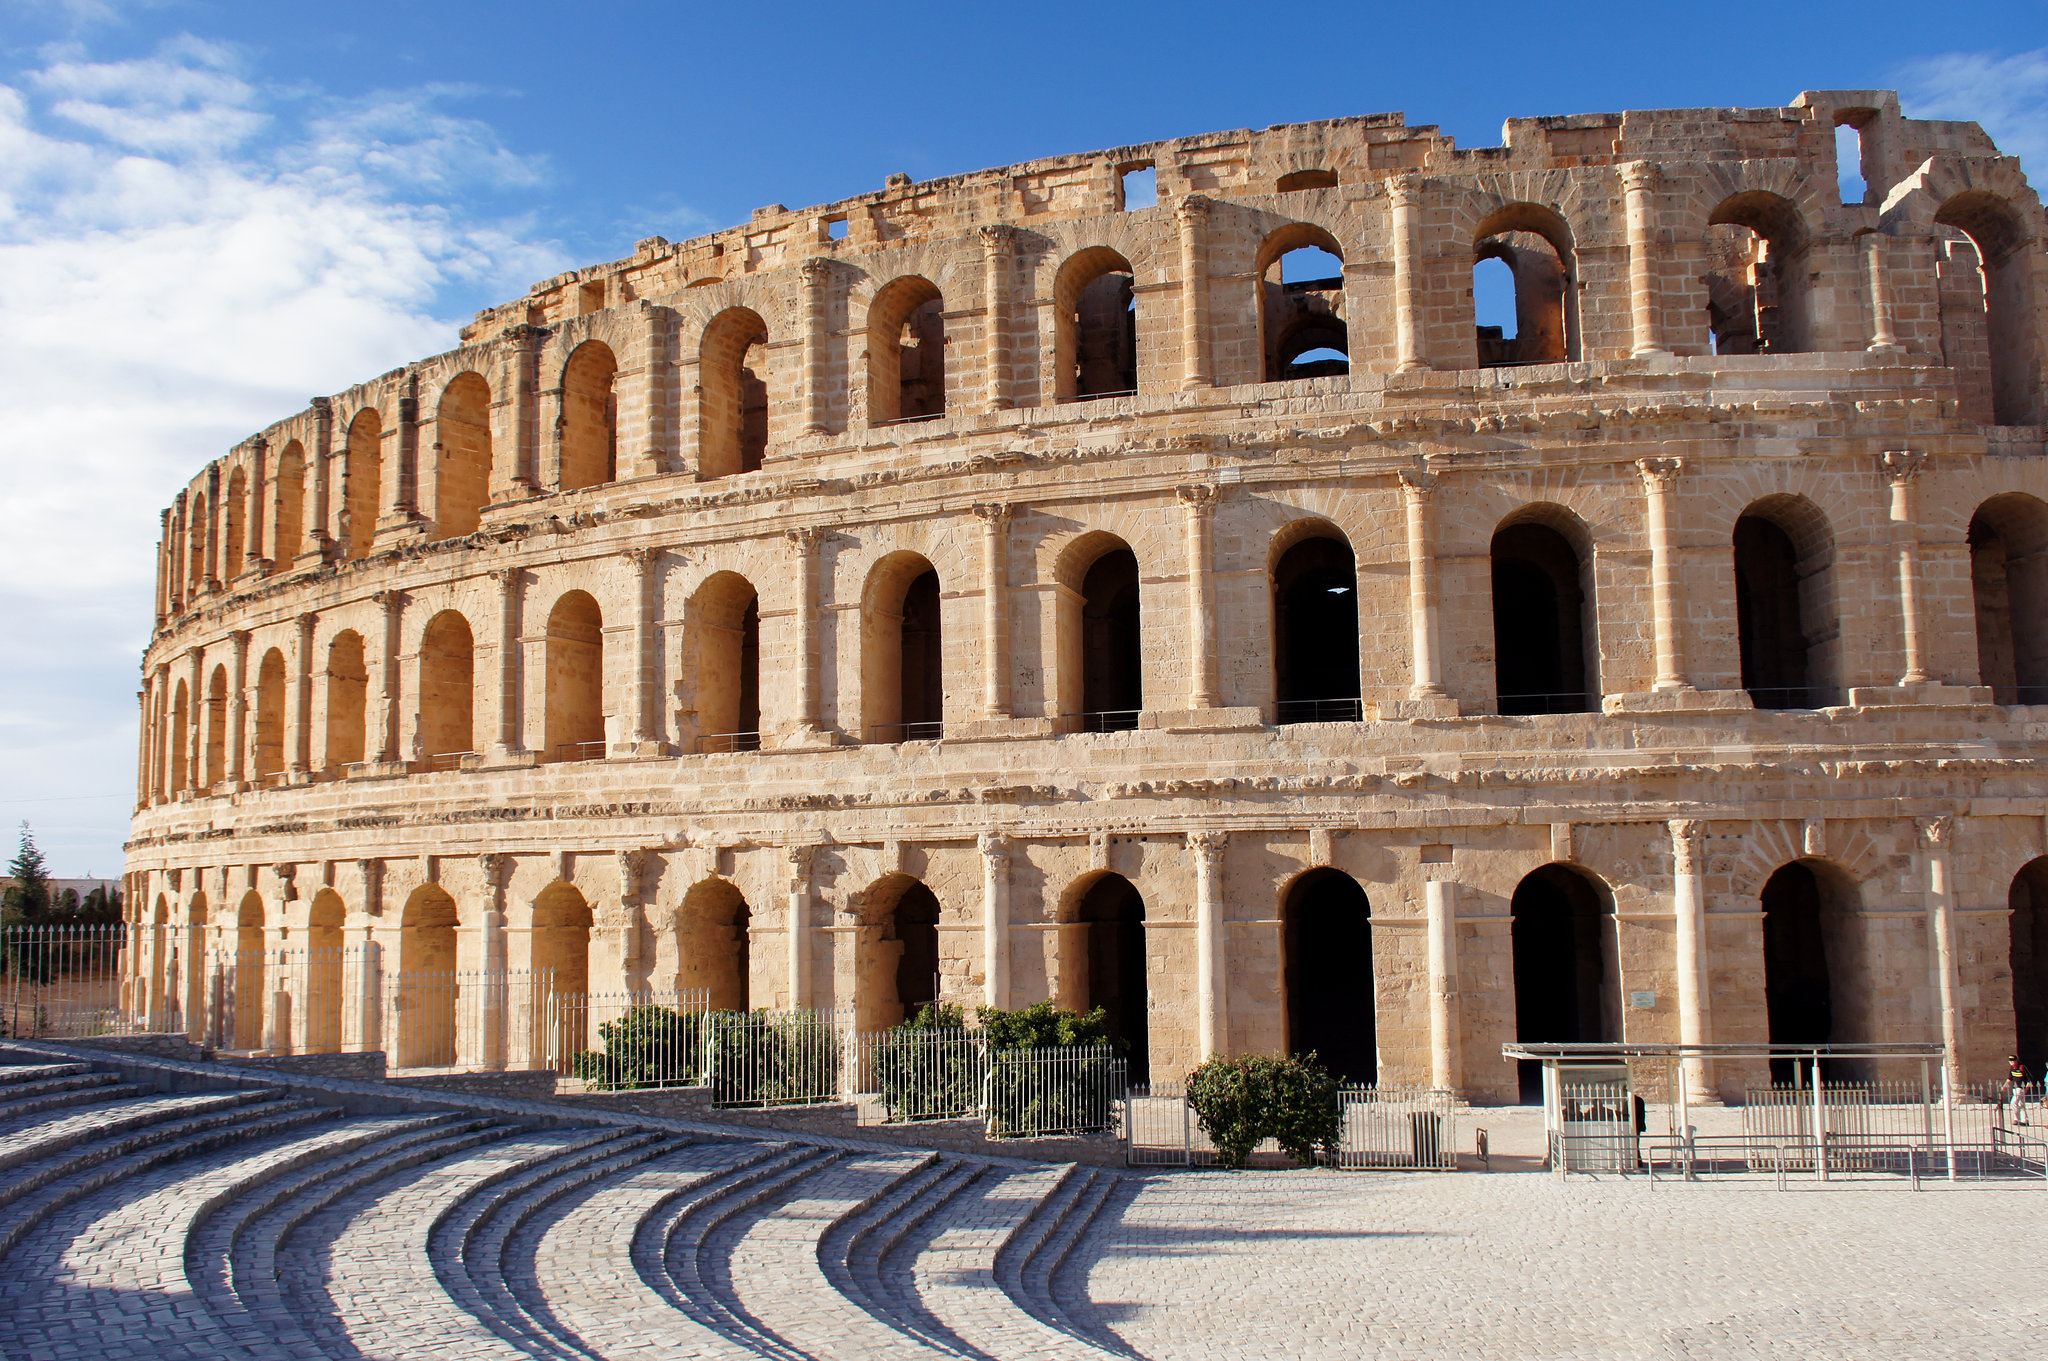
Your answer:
[4,84,2048,1358]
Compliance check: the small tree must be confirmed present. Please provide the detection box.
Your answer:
[976,1000,1122,1137]
[873,1003,983,1121]
[2,824,51,925]
[1185,1053,1342,1169]
[974,998,1114,1050]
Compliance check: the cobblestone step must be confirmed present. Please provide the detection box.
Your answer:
[0,1086,282,1179]
[995,1165,1132,1353]
[827,1155,982,1347]
[0,1067,130,1110]
[0,1060,95,1084]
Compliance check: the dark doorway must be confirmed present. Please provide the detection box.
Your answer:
[1284,869,1377,1085]
[2012,860,2048,1079]
[1512,865,1617,1101]
[1274,536,1361,723]
[737,598,761,744]
[892,882,941,1018]
[1081,549,1142,730]
[1492,522,1591,714]
[1075,272,1137,398]
[1078,873,1148,1083]
[1762,862,1834,1083]
[1735,515,1814,709]
[900,569,943,738]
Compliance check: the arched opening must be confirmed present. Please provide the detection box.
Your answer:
[418,610,475,767]
[1734,496,1837,709]
[1258,225,1348,382]
[1078,544,1142,732]
[1705,191,1811,355]
[234,892,266,1051]
[1970,494,2048,703]
[274,441,305,566]
[344,409,381,559]
[305,889,345,1054]
[398,885,458,1069]
[688,572,761,752]
[857,875,942,1032]
[1512,864,1618,1101]
[203,664,228,787]
[544,591,604,762]
[188,492,208,592]
[170,679,190,792]
[1761,860,1865,1083]
[1935,192,2041,425]
[435,371,493,537]
[187,893,209,1039]
[2010,859,2048,1079]
[324,631,368,771]
[699,307,770,479]
[224,467,247,580]
[559,342,618,492]
[1491,513,1595,714]
[861,554,943,742]
[1273,530,1361,723]
[1283,869,1376,1085]
[253,648,286,778]
[867,276,946,424]
[1277,168,1338,193]
[1076,872,1148,1083]
[1473,203,1576,367]
[533,881,593,1059]
[678,878,750,1011]
[1055,248,1137,402]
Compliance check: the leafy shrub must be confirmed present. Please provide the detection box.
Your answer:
[707,1008,839,1105]
[570,1004,700,1091]
[976,1000,1122,1137]
[872,1003,984,1122]
[974,999,1114,1050]
[1186,1053,1341,1169]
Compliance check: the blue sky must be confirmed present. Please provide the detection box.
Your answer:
[2,0,2046,875]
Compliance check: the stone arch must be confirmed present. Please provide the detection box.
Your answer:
[324,630,368,770]
[1937,190,2042,424]
[187,890,210,1037]
[253,647,286,778]
[1705,190,1813,354]
[1067,870,1149,1083]
[699,307,770,479]
[1490,503,1597,714]
[203,664,228,787]
[2010,859,2048,1078]
[532,880,593,1001]
[686,571,760,752]
[1472,200,1578,365]
[305,888,347,1054]
[170,677,190,792]
[188,491,208,593]
[419,610,475,764]
[1760,857,1867,1081]
[1053,246,1137,402]
[1734,493,1839,708]
[559,341,617,493]
[343,408,381,559]
[397,884,458,1069]
[1281,867,1376,1085]
[1511,862,1618,1100]
[1052,531,1142,731]
[1968,493,2048,702]
[235,890,266,1051]
[274,440,305,565]
[860,551,943,742]
[435,370,493,537]
[223,466,248,580]
[855,873,942,1032]
[544,590,604,762]
[866,275,947,424]
[1255,221,1348,382]
[1271,520,1360,723]
[677,877,750,1011]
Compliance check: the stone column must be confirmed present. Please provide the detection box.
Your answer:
[503,325,546,499]
[1621,161,1669,358]
[186,647,204,793]
[800,258,832,437]
[1398,468,1447,699]
[979,225,1012,411]
[1864,232,1902,355]
[1670,818,1714,1101]
[1637,458,1690,692]
[203,464,223,592]
[151,663,170,802]
[228,629,251,786]
[1390,174,1429,373]
[373,590,405,764]
[625,548,667,753]
[786,845,814,1009]
[1177,484,1222,710]
[1189,831,1228,1058]
[783,528,822,735]
[1919,815,1963,1089]
[135,687,150,810]
[1882,451,1931,686]
[156,509,172,624]
[1424,875,1461,1092]
[1176,195,1212,390]
[246,436,269,573]
[491,568,525,758]
[974,503,1013,719]
[614,849,653,987]
[980,833,1011,1009]
[289,613,315,777]
[479,853,509,1071]
[309,397,335,557]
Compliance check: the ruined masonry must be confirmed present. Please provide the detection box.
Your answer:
[128,90,2048,1102]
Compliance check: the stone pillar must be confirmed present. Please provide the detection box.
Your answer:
[786,845,814,1009]
[246,436,269,573]
[479,853,509,1071]
[1390,174,1429,373]
[614,849,653,988]
[186,647,204,793]
[979,225,1012,411]
[1424,876,1461,1092]
[1176,195,1212,390]
[974,503,1013,719]
[203,463,223,592]
[784,528,822,734]
[491,568,525,758]
[289,613,315,776]
[228,629,251,787]
[1637,457,1690,692]
[1177,484,1222,710]
[1189,831,1228,1058]
[1621,161,1669,358]
[503,324,546,499]
[134,687,150,810]
[625,548,668,753]
[156,509,172,624]
[373,589,405,763]
[151,662,170,802]
[1398,468,1447,699]
[1919,815,1963,1089]
[1882,451,1931,686]
[1864,232,1902,354]
[309,397,335,558]
[1670,818,1714,1101]
[980,833,1011,1009]
[800,258,832,437]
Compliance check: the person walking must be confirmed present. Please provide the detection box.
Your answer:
[2001,1055,2030,1127]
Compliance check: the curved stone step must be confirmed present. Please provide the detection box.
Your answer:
[1039,1171,1136,1357]
[0,1061,95,1084]
[0,1087,283,1183]
[992,1165,1136,1356]
[826,1156,982,1348]
[0,1068,130,1114]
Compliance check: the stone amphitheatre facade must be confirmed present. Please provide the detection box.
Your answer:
[125,88,2048,1104]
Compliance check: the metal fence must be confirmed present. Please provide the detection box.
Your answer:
[987,1045,1126,1137]
[0,924,142,1040]
[851,1024,988,1124]
[704,1007,849,1106]
[554,990,712,1090]
[1124,1083,1458,1168]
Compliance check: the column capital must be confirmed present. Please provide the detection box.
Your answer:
[294,612,318,634]
[783,525,825,550]
[228,628,252,651]
[976,223,1016,253]
[488,565,525,589]
[1176,483,1220,515]
[1879,449,1926,485]
[1669,818,1707,874]
[478,852,511,889]
[1387,172,1426,209]
[1916,814,1955,849]
[786,843,817,878]
[1397,466,1439,498]
[618,847,657,905]
[1186,829,1228,859]
[1619,159,1661,194]
[971,501,1014,527]
[978,831,1013,859]
[623,545,662,569]
[502,322,552,347]
[1174,193,1212,224]
[372,588,407,615]
[1636,456,1685,490]
[308,394,332,414]
[798,256,835,285]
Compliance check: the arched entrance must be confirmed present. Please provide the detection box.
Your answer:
[1273,531,1361,724]
[235,892,266,1051]
[678,878,750,1011]
[1511,864,1618,1101]
[1761,859,1864,1082]
[532,882,593,1062]
[305,889,346,1054]
[1075,873,1148,1083]
[857,875,942,1031]
[398,885,458,1069]
[1283,869,1376,1085]
[2011,860,2048,1077]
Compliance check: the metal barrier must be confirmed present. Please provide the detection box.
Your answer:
[852,1025,987,1125]
[1274,698,1364,725]
[554,989,711,1089]
[1068,710,1141,734]
[987,1046,1125,1137]
[704,1007,849,1106]
[697,731,762,754]
[868,721,944,743]
[1124,1083,1457,1168]
[552,740,607,763]
[1,924,142,1040]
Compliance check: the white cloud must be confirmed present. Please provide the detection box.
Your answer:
[1897,47,2048,176]
[0,37,566,872]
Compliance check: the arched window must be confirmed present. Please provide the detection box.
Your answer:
[1472,203,1577,367]
[700,307,770,479]
[1761,860,1864,1082]
[1511,864,1618,1101]
[204,664,228,788]
[186,893,209,1035]
[436,372,493,537]
[224,467,247,581]
[1734,496,1837,709]
[678,878,750,1011]
[1074,541,1141,732]
[188,492,209,593]
[867,276,946,424]
[1705,192,1811,355]
[1257,225,1348,382]
[544,591,604,762]
[1054,248,1137,402]
[689,572,760,753]
[324,631,368,771]
[1491,512,1595,714]
[862,554,943,742]
[533,881,593,1059]
[1283,868,1376,1085]
[1273,530,1360,723]
[1970,495,2048,703]
[274,441,305,566]
[170,679,190,792]
[253,648,286,779]
[1075,873,1148,1083]
[2011,860,2048,1079]
[1935,192,2041,425]
[235,892,266,1051]
[559,342,618,492]
[856,874,942,1031]
[344,410,381,560]
[419,610,475,768]
[398,885,458,1069]
[305,889,346,1054]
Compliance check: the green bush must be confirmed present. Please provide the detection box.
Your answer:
[873,1003,984,1121]
[570,1004,700,1091]
[707,1008,840,1105]
[975,1000,1121,1138]
[1186,1053,1342,1169]
[973,999,1114,1050]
